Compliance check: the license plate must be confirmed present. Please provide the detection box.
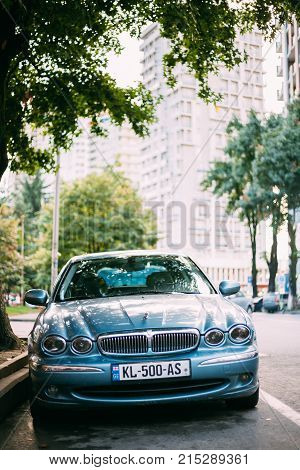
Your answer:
[111,360,191,382]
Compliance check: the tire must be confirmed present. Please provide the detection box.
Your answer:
[30,399,45,420]
[226,388,259,410]
[29,382,49,420]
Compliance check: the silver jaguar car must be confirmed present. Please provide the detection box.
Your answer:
[26,251,259,418]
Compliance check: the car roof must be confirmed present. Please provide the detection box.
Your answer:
[69,250,190,263]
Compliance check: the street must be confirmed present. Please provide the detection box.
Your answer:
[1,312,300,450]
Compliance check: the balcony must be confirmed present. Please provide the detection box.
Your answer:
[276,64,283,77]
[288,41,295,61]
[276,39,282,53]
[277,87,284,101]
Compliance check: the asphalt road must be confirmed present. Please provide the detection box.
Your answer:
[1,312,300,450]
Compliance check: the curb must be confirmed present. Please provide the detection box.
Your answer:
[9,318,36,322]
[0,352,29,421]
[0,351,28,379]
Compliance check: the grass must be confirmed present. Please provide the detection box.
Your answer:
[6,305,35,315]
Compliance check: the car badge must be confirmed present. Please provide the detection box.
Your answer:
[144,312,149,320]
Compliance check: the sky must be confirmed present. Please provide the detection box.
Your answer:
[107,33,142,87]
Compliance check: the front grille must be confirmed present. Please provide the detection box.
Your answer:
[152,331,199,352]
[98,329,200,355]
[75,379,228,399]
[99,333,148,355]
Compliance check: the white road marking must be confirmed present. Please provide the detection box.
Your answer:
[261,389,300,427]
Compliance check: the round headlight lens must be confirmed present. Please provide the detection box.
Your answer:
[229,325,251,343]
[205,329,225,346]
[72,337,93,354]
[43,335,66,354]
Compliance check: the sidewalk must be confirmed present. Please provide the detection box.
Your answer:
[9,312,38,339]
[8,312,39,322]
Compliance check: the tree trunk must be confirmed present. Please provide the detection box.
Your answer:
[287,209,298,310]
[0,69,8,181]
[251,238,258,297]
[0,287,21,350]
[268,223,278,293]
[249,221,258,298]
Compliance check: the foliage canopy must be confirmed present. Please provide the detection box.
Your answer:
[1,1,300,179]
[30,168,157,290]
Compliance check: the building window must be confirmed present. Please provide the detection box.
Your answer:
[181,115,192,128]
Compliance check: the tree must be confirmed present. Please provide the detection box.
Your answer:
[29,168,157,290]
[257,101,300,309]
[13,171,45,216]
[13,172,46,291]
[202,111,265,297]
[1,2,299,349]
[263,195,285,293]
[0,1,299,181]
[0,204,21,349]
[253,114,285,293]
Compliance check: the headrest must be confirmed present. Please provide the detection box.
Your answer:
[146,271,174,290]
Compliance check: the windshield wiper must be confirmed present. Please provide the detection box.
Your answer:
[103,291,172,297]
[58,295,100,302]
[139,291,201,295]
[108,291,198,297]
[59,291,202,301]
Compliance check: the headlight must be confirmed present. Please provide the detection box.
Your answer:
[229,325,251,343]
[205,329,225,346]
[42,335,66,354]
[72,337,93,354]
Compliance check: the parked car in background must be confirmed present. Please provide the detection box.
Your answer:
[26,250,259,418]
[263,292,288,312]
[263,292,278,312]
[253,296,263,312]
[8,293,21,306]
[280,293,289,310]
[228,291,254,314]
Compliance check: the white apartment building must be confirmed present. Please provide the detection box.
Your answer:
[140,23,267,289]
[59,118,141,187]
[59,119,106,183]
[276,20,300,294]
[97,121,141,189]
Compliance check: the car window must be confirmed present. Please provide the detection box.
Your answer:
[57,255,215,301]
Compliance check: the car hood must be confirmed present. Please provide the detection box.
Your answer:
[39,294,248,340]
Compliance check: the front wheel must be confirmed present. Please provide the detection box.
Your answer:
[29,382,49,420]
[226,388,259,410]
[30,399,45,420]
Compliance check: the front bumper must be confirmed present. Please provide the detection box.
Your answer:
[29,345,259,409]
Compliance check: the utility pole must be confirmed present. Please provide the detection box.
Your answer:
[51,154,60,292]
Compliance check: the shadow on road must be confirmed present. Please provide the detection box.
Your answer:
[30,400,257,450]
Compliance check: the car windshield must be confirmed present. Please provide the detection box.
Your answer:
[56,254,215,301]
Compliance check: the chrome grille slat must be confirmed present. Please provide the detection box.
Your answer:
[151,330,199,353]
[98,329,200,356]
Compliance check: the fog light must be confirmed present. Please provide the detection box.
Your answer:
[239,373,251,383]
[47,385,59,397]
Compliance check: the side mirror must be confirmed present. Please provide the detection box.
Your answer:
[25,289,49,307]
[219,280,240,297]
